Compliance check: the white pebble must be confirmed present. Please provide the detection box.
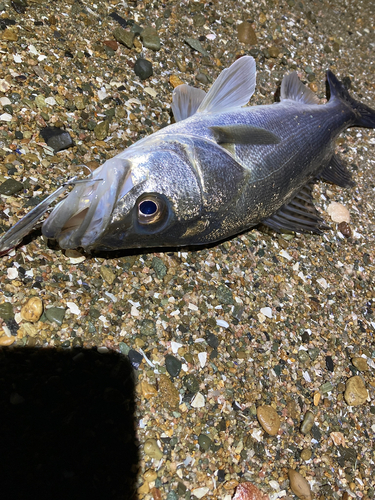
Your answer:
[7,268,18,280]
[45,96,57,106]
[0,79,11,92]
[131,305,140,316]
[198,352,207,368]
[0,113,12,122]
[191,392,205,408]
[67,302,81,316]
[191,487,210,499]
[0,97,11,106]
[260,306,273,318]
[279,249,292,260]
[317,277,329,289]
[327,201,350,223]
[188,302,198,311]
[171,341,183,354]
[13,54,23,63]
[216,319,229,328]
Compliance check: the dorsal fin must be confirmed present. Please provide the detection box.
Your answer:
[281,72,320,104]
[171,84,206,122]
[197,56,256,114]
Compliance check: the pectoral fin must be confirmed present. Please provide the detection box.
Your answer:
[319,154,355,188]
[210,125,281,145]
[262,184,329,234]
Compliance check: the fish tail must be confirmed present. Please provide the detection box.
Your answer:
[327,70,375,128]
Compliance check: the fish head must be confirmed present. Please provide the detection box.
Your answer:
[42,146,203,251]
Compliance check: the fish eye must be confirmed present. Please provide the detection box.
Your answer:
[139,200,158,216]
[137,194,167,226]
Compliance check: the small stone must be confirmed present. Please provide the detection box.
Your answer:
[288,469,312,500]
[0,178,23,195]
[21,297,43,323]
[351,356,368,371]
[140,381,157,399]
[144,438,163,460]
[344,375,368,406]
[40,126,74,152]
[94,120,109,141]
[128,349,143,369]
[134,58,153,80]
[268,46,280,58]
[256,405,280,435]
[193,14,206,27]
[140,26,161,51]
[0,302,14,321]
[169,75,184,88]
[140,319,156,336]
[151,257,167,279]
[100,265,116,285]
[184,37,208,56]
[103,40,118,51]
[1,28,18,41]
[216,284,234,305]
[183,374,200,393]
[198,433,212,451]
[206,332,219,348]
[300,448,312,461]
[165,354,182,378]
[327,201,350,223]
[158,373,179,410]
[74,95,85,110]
[144,469,157,482]
[113,27,135,48]
[191,391,205,408]
[0,335,15,346]
[44,307,66,326]
[300,410,315,435]
[338,221,351,237]
[233,482,270,499]
[191,488,210,499]
[237,22,257,45]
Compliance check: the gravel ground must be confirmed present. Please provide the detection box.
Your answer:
[0,0,374,499]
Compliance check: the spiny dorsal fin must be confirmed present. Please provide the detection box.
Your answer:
[262,184,329,234]
[281,72,320,105]
[210,124,281,145]
[171,84,206,122]
[197,56,256,114]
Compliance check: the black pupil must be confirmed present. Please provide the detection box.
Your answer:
[139,200,157,215]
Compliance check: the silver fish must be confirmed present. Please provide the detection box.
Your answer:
[0,56,374,253]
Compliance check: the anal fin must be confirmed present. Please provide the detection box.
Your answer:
[319,154,355,188]
[262,184,329,234]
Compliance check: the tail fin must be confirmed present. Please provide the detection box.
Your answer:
[327,70,375,128]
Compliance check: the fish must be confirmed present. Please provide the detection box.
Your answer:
[0,55,374,254]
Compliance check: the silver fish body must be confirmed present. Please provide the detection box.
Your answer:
[1,56,374,253]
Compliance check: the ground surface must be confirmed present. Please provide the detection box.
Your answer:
[0,0,374,499]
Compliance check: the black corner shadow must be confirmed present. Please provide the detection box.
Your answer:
[0,346,139,500]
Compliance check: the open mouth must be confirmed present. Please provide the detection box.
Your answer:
[42,159,134,250]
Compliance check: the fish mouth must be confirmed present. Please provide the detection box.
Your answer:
[42,158,134,250]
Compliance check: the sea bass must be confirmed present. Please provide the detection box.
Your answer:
[0,56,374,253]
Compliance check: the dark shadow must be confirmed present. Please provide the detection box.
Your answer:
[0,346,138,500]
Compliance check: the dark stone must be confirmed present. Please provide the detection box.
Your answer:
[39,127,74,152]
[44,307,66,326]
[216,284,233,305]
[6,318,18,336]
[183,374,199,393]
[128,349,143,369]
[165,354,181,378]
[217,469,226,482]
[11,0,28,14]
[198,433,212,451]
[326,355,334,372]
[151,257,167,279]
[109,12,128,28]
[206,332,219,348]
[311,424,321,441]
[0,19,16,30]
[0,179,23,195]
[134,58,153,80]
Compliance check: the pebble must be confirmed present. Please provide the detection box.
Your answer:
[1,28,18,42]
[0,178,23,195]
[128,349,143,369]
[113,27,135,48]
[257,405,280,435]
[39,126,74,152]
[169,75,184,88]
[338,221,352,237]
[288,469,312,500]
[216,284,234,304]
[94,120,109,141]
[327,201,350,223]
[0,302,14,321]
[300,410,315,434]
[191,391,205,408]
[44,307,66,326]
[198,433,212,451]
[300,448,312,461]
[0,335,15,346]
[237,22,257,45]
[140,319,156,336]
[140,380,157,399]
[21,297,43,323]
[268,46,280,58]
[151,257,167,279]
[344,375,368,406]
[158,374,179,410]
[99,265,116,285]
[193,14,206,28]
[232,482,269,499]
[351,356,369,371]
[165,354,181,378]
[183,374,199,393]
[143,469,157,482]
[140,26,161,51]
[184,37,209,56]
[134,58,153,80]
[144,438,163,460]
